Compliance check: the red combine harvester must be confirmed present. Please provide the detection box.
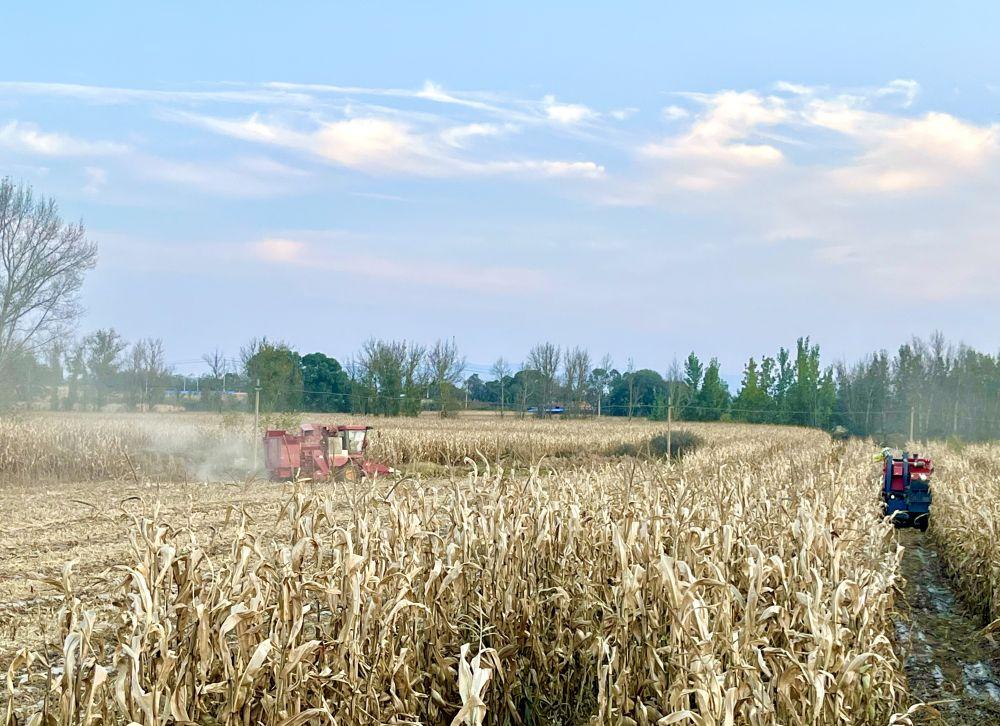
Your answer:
[880,448,932,531]
[263,424,392,481]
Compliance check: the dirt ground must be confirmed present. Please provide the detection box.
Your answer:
[895,527,1000,724]
[0,476,348,697]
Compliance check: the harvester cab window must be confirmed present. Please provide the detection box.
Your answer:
[346,429,366,454]
[329,431,346,456]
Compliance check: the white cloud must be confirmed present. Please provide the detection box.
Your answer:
[0,121,128,156]
[618,82,1000,299]
[774,81,815,95]
[476,159,606,179]
[182,111,604,180]
[181,113,429,174]
[875,78,920,107]
[543,95,595,124]
[639,91,787,190]
[661,105,689,120]
[253,237,307,263]
[440,122,511,148]
[818,108,999,192]
[610,107,639,121]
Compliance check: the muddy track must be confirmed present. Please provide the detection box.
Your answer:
[896,528,1000,724]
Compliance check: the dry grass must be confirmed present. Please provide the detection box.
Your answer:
[2,420,911,725]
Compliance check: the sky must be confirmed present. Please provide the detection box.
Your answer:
[2,2,998,381]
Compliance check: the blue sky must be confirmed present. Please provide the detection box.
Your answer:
[2,2,998,379]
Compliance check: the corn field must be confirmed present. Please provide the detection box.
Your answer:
[924,442,1000,623]
[0,413,723,482]
[3,425,915,725]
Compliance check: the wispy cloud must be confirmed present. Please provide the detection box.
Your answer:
[543,95,596,124]
[82,166,108,194]
[250,236,547,294]
[0,120,128,156]
[3,76,995,300]
[0,81,316,107]
[134,153,311,197]
[179,110,604,179]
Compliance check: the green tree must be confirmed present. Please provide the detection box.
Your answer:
[301,352,350,412]
[785,337,835,427]
[245,340,302,412]
[607,369,669,417]
[682,352,704,419]
[697,358,731,420]
[733,356,772,423]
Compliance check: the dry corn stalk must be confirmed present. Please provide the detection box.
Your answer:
[6,429,907,724]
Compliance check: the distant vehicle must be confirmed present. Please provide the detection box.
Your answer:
[525,405,564,415]
[881,449,932,531]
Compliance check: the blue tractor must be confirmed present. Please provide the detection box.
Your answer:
[881,449,932,531]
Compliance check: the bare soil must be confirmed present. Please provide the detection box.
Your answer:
[896,528,1000,724]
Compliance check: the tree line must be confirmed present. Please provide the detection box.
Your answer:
[0,178,997,440]
[5,328,998,441]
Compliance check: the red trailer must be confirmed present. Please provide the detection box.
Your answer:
[263,424,391,481]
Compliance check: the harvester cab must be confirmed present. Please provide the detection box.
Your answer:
[880,448,932,531]
[263,424,392,481]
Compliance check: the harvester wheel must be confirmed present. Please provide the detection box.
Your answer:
[915,515,929,532]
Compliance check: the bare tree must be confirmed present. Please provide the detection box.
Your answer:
[0,179,98,381]
[130,337,168,410]
[563,346,591,416]
[202,347,229,412]
[592,353,614,416]
[626,357,636,420]
[355,338,426,416]
[240,337,267,376]
[490,356,512,416]
[527,342,561,415]
[426,338,466,416]
[64,341,86,410]
[84,328,127,409]
[45,341,64,410]
[202,348,228,379]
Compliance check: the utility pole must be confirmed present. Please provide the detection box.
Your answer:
[909,404,915,443]
[667,402,673,459]
[253,378,261,468]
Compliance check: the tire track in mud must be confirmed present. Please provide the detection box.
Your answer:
[896,528,1000,724]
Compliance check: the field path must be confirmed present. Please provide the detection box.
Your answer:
[897,528,1000,724]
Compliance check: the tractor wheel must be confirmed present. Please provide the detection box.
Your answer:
[915,515,929,532]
